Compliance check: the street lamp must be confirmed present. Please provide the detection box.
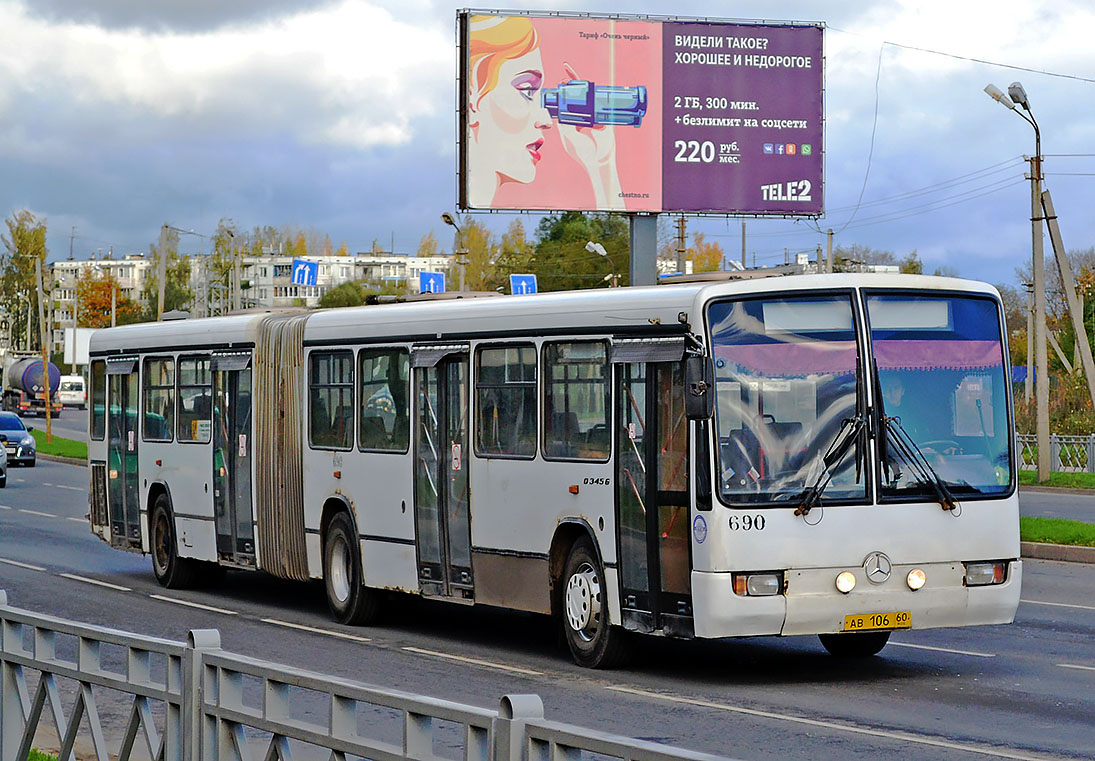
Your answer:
[586,240,618,287]
[441,212,468,292]
[985,80,1049,480]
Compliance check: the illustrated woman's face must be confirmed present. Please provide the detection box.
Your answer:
[475,49,552,185]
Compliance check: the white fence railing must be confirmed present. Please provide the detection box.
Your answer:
[0,590,735,761]
[1016,433,1095,472]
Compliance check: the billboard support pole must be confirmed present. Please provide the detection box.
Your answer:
[740,220,746,269]
[629,215,658,286]
[826,229,834,273]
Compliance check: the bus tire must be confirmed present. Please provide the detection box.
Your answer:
[323,512,379,626]
[818,631,890,658]
[150,495,199,589]
[561,538,628,669]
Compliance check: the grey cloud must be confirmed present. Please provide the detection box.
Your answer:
[24,0,340,32]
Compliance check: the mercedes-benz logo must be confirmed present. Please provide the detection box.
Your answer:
[863,551,892,584]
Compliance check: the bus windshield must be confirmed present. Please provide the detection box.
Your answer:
[709,294,865,505]
[868,293,1011,498]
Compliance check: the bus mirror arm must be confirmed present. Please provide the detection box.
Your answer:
[685,356,715,421]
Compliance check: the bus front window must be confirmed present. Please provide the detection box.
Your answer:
[868,294,1011,497]
[708,295,865,505]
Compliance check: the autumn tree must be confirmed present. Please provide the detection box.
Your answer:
[416,231,440,257]
[688,233,724,273]
[487,219,536,292]
[1,210,48,350]
[534,212,628,291]
[77,269,142,327]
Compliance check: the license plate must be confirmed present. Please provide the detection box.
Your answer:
[843,611,911,632]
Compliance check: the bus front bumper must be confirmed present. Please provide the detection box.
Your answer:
[691,560,1022,639]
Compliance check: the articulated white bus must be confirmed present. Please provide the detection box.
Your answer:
[87,274,1020,667]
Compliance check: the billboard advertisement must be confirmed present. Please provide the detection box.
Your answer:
[457,12,823,216]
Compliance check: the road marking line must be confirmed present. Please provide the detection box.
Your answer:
[149,594,238,615]
[67,517,87,523]
[59,573,131,592]
[607,686,1054,761]
[1021,598,1095,612]
[0,504,10,509]
[0,558,47,571]
[402,646,543,676]
[18,509,54,518]
[54,485,83,492]
[262,618,372,643]
[1058,663,1095,672]
[889,642,996,658]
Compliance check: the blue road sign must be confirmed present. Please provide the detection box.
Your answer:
[419,271,446,294]
[291,259,318,286]
[510,274,538,295]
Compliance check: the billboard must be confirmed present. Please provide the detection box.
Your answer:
[457,12,823,216]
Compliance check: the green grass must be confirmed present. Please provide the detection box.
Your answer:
[1020,516,1095,547]
[1019,470,1095,489]
[29,750,58,761]
[29,429,87,460]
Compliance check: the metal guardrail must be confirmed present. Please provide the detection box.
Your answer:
[1016,433,1095,472]
[0,590,735,761]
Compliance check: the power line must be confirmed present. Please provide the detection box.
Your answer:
[837,178,1024,232]
[828,44,885,235]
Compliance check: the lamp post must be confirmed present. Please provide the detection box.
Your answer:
[586,241,618,287]
[985,81,1049,480]
[441,212,468,292]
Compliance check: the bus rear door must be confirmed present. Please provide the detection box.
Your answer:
[106,358,141,549]
[212,353,255,563]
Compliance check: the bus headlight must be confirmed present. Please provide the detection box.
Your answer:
[906,568,926,591]
[733,572,783,596]
[835,571,856,594]
[965,561,1006,586]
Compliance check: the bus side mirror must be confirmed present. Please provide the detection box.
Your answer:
[685,356,715,420]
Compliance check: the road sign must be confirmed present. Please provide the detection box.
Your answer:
[291,259,318,286]
[510,274,538,295]
[419,271,446,294]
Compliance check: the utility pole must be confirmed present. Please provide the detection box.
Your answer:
[34,258,52,443]
[826,228,834,273]
[69,226,76,260]
[1025,283,1033,403]
[157,224,169,321]
[816,244,823,273]
[675,215,687,274]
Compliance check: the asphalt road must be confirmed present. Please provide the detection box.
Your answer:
[1,460,1094,760]
[23,405,88,443]
[1020,488,1095,524]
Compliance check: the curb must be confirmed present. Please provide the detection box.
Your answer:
[1019,485,1095,496]
[37,452,86,466]
[1021,541,1095,564]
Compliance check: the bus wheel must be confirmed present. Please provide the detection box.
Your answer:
[818,631,891,658]
[150,495,199,589]
[561,538,628,669]
[323,512,379,626]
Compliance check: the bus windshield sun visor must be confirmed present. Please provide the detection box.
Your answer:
[105,358,137,375]
[411,344,469,368]
[609,336,688,364]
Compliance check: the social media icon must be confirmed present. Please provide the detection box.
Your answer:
[763,143,774,154]
[786,144,796,155]
[801,144,813,156]
[776,144,785,155]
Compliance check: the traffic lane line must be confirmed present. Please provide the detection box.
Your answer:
[18,509,55,518]
[607,686,1058,761]
[262,618,372,643]
[402,646,543,676]
[149,594,238,615]
[888,641,995,658]
[1021,598,1095,612]
[58,573,132,592]
[1058,663,1095,672]
[0,557,47,571]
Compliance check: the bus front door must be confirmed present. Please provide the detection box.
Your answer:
[414,355,473,600]
[212,362,255,563]
[616,361,693,636]
[107,366,141,549]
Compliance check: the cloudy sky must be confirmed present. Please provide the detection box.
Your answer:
[1,0,1092,285]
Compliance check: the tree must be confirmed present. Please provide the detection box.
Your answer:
[487,219,536,292]
[461,217,497,292]
[141,227,194,319]
[318,281,369,308]
[1,210,48,350]
[534,212,628,291]
[688,233,723,273]
[898,251,923,274]
[416,232,440,257]
[334,241,350,257]
[77,268,142,327]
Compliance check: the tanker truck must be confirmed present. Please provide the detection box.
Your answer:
[1,352,63,417]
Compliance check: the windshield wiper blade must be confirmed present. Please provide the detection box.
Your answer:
[883,415,959,511]
[795,415,864,517]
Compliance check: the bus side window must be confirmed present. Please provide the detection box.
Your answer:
[143,357,175,443]
[358,348,409,452]
[310,351,353,450]
[475,344,536,459]
[543,341,609,461]
[178,357,212,443]
[90,360,106,440]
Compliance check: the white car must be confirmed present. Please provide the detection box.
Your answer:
[57,375,87,408]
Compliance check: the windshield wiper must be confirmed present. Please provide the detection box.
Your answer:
[795,414,864,517]
[881,415,959,511]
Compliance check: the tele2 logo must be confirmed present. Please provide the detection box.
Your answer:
[763,143,812,156]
